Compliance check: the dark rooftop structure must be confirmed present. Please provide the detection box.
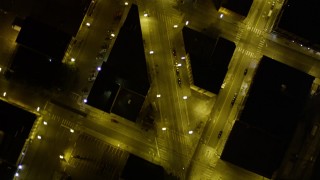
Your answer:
[0,100,37,179]
[121,154,165,180]
[221,56,314,178]
[30,0,92,37]
[275,0,320,48]
[9,45,62,87]
[16,16,72,62]
[218,0,254,17]
[182,26,235,94]
[87,4,149,122]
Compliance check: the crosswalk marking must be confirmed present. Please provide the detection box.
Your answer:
[237,47,255,58]
[256,38,266,55]
[70,92,81,102]
[47,112,76,129]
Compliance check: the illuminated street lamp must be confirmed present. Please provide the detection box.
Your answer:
[143,12,149,17]
[183,96,188,100]
[220,14,224,18]
[86,22,91,27]
[3,92,6,97]
[71,58,76,62]
[37,135,42,140]
[156,94,161,98]
[15,172,19,177]
[185,21,189,25]
[111,33,115,37]
[181,56,186,60]
[37,107,40,112]
[0,67,1,72]
[43,121,48,125]
[83,99,87,103]
[59,155,64,159]
[97,67,101,71]
[70,129,74,133]
[188,130,193,134]
[149,50,154,54]
[173,24,178,28]
[124,2,129,5]
[162,127,167,131]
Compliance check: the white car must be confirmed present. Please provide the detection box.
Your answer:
[88,76,96,81]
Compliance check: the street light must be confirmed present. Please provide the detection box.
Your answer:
[183,96,188,100]
[188,130,193,134]
[70,129,74,133]
[3,92,6,97]
[162,127,167,131]
[156,94,161,98]
[173,24,178,28]
[71,58,75,62]
[59,155,64,159]
[124,2,129,5]
[149,50,154,54]
[37,135,42,140]
[37,107,40,112]
[43,121,47,125]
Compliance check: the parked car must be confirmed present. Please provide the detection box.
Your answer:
[172,49,177,57]
[231,93,237,105]
[88,76,96,82]
[176,68,180,76]
[218,131,223,138]
[111,119,119,123]
[177,78,182,86]
[244,68,248,75]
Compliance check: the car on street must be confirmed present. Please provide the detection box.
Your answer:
[111,119,119,123]
[177,78,182,86]
[231,93,237,105]
[88,73,96,81]
[218,131,223,138]
[172,49,177,57]
[88,77,96,81]
[176,68,180,76]
[244,68,248,75]
[100,49,107,53]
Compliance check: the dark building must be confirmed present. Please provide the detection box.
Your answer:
[221,56,314,178]
[121,154,165,180]
[182,26,235,94]
[0,100,37,179]
[212,0,253,17]
[275,92,320,179]
[16,16,71,62]
[87,4,150,122]
[10,16,72,87]
[274,0,320,50]
[29,0,92,37]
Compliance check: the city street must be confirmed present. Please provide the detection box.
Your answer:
[1,0,320,179]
